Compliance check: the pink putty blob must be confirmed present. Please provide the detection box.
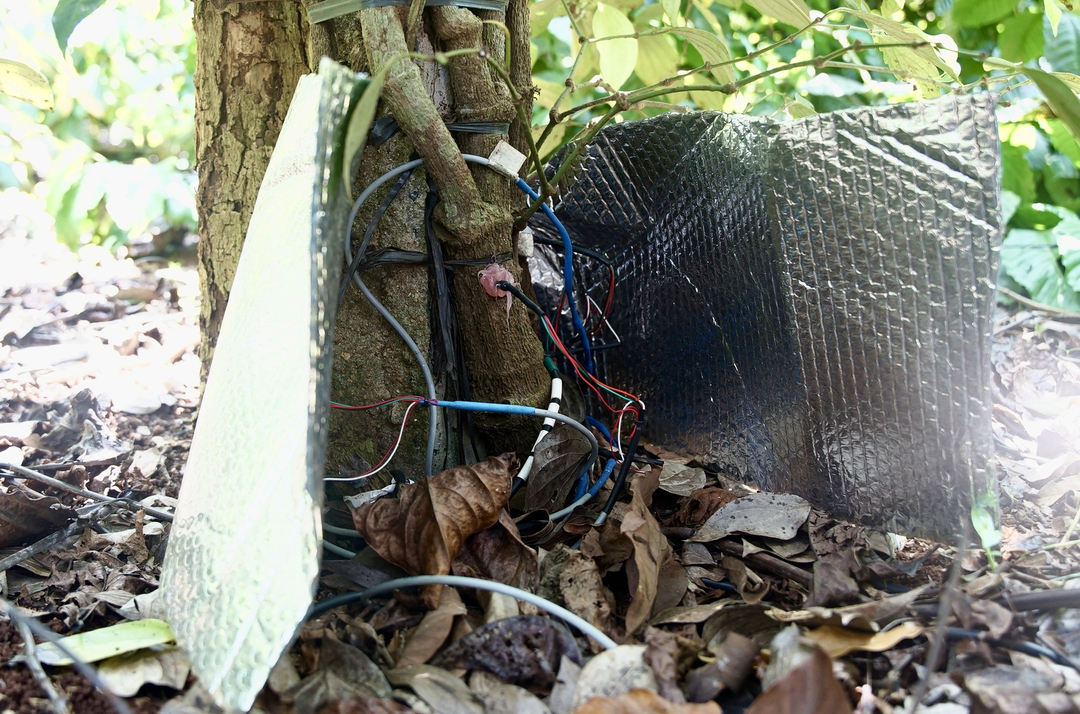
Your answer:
[478,263,515,320]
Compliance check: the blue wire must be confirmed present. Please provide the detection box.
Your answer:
[585,416,612,444]
[515,178,594,374]
[586,458,617,499]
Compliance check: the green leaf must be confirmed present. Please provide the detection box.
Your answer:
[0,59,53,110]
[34,620,175,666]
[1001,189,1021,226]
[635,35,681,86]
[342,73,379,198]
[593,4,637,90]
[743,0,812,28]
[52,0,108,54]
[1044,154,1080,211]
[1046,0,1063,35]
[1055,72,1080,95]
[1042,118,1080,165]
[1001,143,1037,203]
[1044,204,1080,291]
[670,27,735,85]
[661,0,680,23]
[999,12,1046,63]
[1045,13,1080,75]
[785,95,816,118]
[1000,227,1080,310]
[971,505,1001,550]
[1023,67,1080,145]
[842,9,958,96]
[949,0,1020,27]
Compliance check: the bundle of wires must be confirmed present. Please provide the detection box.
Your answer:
[331,153,647,524]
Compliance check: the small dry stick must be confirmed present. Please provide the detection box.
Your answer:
[0,598,133,714]
[906,519,969,713]
[15,617,70,714]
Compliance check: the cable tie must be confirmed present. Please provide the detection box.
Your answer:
[309,0,507,24]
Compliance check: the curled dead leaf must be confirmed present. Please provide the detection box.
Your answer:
[351,454,517,577]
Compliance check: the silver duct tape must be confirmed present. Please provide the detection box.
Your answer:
[529,94,1001,539]
[160,59,357,711]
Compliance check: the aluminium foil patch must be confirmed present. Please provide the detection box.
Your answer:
[529,93,1001,538]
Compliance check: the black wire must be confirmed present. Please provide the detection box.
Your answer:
[599,418,644,519]
[338,167,414,309]
[496,280,546,318]
[534,235,614,270]
[598,448,662,466]
[310,590,372,618]
[945,628,1080,671]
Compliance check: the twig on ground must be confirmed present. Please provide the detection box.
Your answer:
[0,520,84,575]
[0,597,133,714]
[0,463,174,522]
[907,521,969,713]
[998,286,1080,320]
[14,617,70,714]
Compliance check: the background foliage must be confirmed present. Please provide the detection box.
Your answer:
[0,0,195,252]
[2,0,1079,308]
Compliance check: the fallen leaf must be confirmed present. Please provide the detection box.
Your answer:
[34,619,174,666]
[803,622,924,658]
[398,587,467,666]
[748,627,852,714]
[452,509,538,592]
[432,616,582,694]
[623,479,674,635]
[469,670,551,714]
[385,664,485,714]
[570,646,658,709]
[766,585,928,632]
[0,479,77,548]
[701,604,781,647]
[657,463,707,497]
[685,632,759,703]
[559,549,614,650]
[720,555,768,605]
[548,655,582,714]
[959,665,1073,714]
[650,601,730,626]
[571,689,720,714]
[642,627,685,703]
[351,454,517,577]
[525,424,592,511]
[96,645,189,697]
[315,696,417,714]
[690,493,810,543]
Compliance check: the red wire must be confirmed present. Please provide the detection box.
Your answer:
[543,314,641,416]
[355,401,418,479]
[330,397,423,410]
[587,265,616,337]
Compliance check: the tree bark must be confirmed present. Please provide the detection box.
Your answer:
[194,0,310,376]
[195,0,548,478]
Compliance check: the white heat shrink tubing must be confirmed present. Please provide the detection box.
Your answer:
[515,377,563,483]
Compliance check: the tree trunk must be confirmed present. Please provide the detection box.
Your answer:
[195,0,548,477]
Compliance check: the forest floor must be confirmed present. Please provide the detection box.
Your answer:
[1,190,1080,714]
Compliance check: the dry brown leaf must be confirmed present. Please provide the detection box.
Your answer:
[351,454,517,577]
[803,622,924,658]
[623,475,674,636]
[559,549,613,651]
[746,645,852,714]
[453,509,538,592]
[672,488,737,528]
[397,588,467,666]
[571,689,720,714]
[642,627,685,704]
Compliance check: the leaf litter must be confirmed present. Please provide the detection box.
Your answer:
[4,226,1080,714]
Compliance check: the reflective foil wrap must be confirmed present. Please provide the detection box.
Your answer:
[529,94,1001,538]
[160,59,357,711]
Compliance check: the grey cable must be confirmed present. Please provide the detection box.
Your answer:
[344,154,493,480]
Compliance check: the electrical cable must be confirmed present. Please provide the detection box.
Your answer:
[593,419,644,526]
[514,178,594,373]
[323,523,363,538]
[325,400,418,482]
[422,400,597,492]
[307,574,617,649]
[322,540,358,559]
[945,628,1080,671]
[534,235,616,337]
[511,374,563,495]
[548,457,617,521]
[342,154,529,479]
[339,168,413,309]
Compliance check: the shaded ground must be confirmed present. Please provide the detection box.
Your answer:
[1,192,1079,713]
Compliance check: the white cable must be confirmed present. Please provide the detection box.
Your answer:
[324,401,418,482]
[322,541,358,559]
[515,376,563,483]
[353,575,617,649]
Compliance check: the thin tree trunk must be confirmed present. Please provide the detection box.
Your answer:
[194,0,310,375]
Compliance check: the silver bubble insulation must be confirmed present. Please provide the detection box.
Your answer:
[528,94,1002,538]
[160,59,356,712]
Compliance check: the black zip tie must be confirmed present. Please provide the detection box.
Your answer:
[309,0,507,25]
[372,115,510,147]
